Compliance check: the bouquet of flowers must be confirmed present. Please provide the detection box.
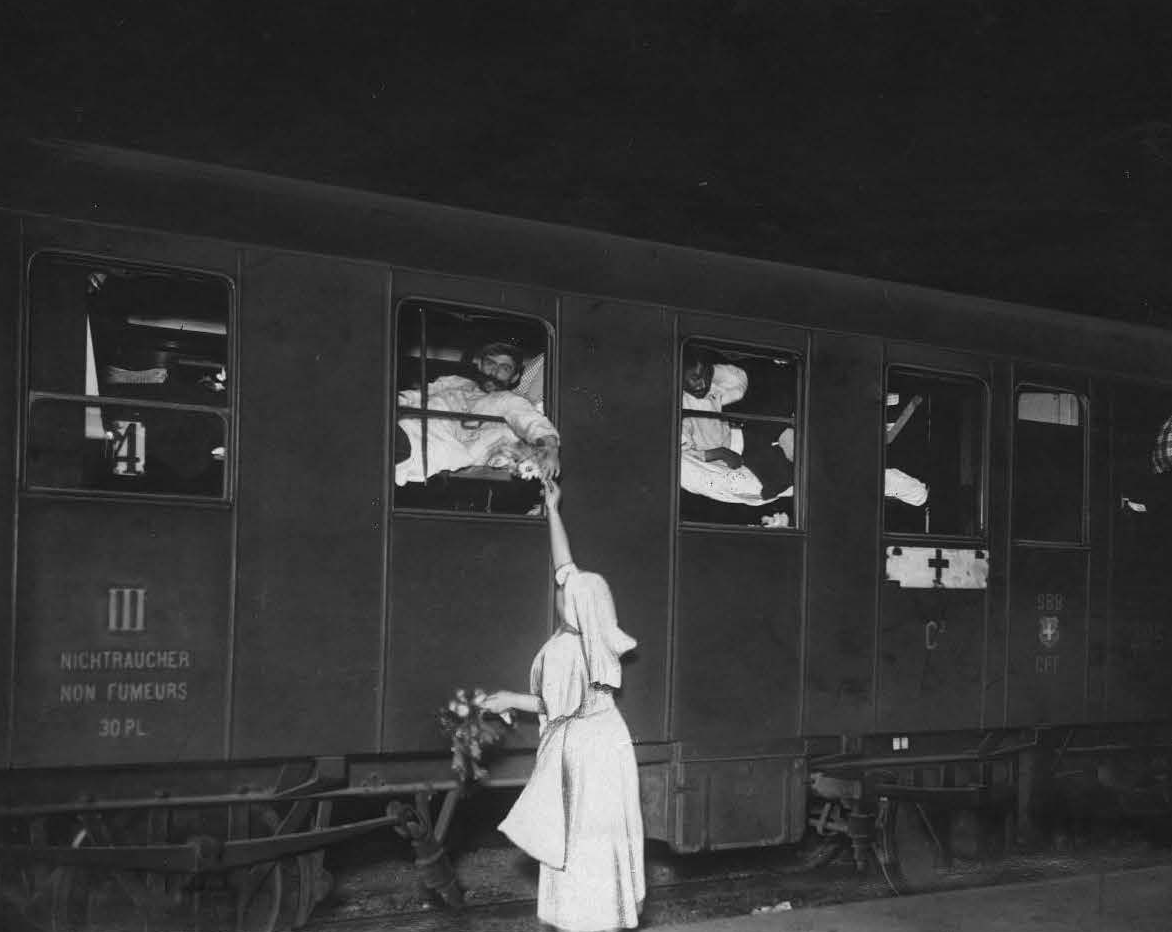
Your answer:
[484,440,548,480]
[513,451,544,481]
[438,688,513,785]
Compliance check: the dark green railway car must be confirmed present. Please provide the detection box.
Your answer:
[1,140,1170,929]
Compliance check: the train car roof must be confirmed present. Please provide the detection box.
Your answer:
[3,137,1170,383]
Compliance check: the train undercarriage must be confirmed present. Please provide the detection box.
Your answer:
[2,724,1169,931]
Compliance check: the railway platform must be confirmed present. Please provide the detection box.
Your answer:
[648,865,1172,932]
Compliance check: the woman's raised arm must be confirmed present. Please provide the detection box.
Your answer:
[544,479,574,573]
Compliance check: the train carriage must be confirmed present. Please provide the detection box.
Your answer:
[1,138,1170,930]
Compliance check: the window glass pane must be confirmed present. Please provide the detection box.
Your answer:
[392,301,554,515]
[679,340,799,528]
[27,399,227,496]
[1013,389,1085,542]
[884,369,985,537]
[30,254,230,405]
[26,254,231,498]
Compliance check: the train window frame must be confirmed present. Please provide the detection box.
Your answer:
[391,297,555,517]
[23,251,234,502]
[1012,384,1088,545]
[677,337,802,531]
[882,366,989,541]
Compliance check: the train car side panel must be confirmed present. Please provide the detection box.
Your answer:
[674,533,803,754]
[1,215,20,768]
[803,332,883,736]
[560,297,673,744]
[877,586,985,732]
[20,217,241,280]
[1105,381,1172,720]
[1006,549,1089,725]
[14,502,230,765]
[231,251,387,758]
[385,519,550,751]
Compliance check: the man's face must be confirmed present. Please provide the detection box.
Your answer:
[682,361,713,399]
[477,352,519,392]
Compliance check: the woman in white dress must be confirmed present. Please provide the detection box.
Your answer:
[483,480,645,932]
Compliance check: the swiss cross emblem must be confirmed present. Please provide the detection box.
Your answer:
[1038,615,1060,650]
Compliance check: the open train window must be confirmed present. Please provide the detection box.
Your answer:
[392,300,554,515]
[678,340,800,528]
[24,253,231,498]
[884,369,986,537]
[1013,388,1086,543]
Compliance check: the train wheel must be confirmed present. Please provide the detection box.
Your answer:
[875,799,950,894]
[230,806,303,932]
[232,858,300,932]
[292,800,335,928]
[292,849,332,928]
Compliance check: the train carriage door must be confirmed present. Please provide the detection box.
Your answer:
[1105,381,1172,720]
[670,313,807,849]
[673,322,806,752]
[1006,369,1092,726]
[878,347,991,733]
[383,273,558,752]
[14,230,236,768]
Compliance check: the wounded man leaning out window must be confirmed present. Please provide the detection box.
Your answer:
[395,340,560,485]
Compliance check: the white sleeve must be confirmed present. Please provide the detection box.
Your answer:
[500,393,559,444]
[884,468,928,506]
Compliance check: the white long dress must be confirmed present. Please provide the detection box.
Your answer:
[499,626,645,932]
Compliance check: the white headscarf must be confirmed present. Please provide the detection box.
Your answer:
[558,564,637,689]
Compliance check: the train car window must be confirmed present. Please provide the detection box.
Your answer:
[392,300,554,515]
[1013,388,1086,542]
[25,254,231,498]
[678,340,800,528]
[884,369,986,537]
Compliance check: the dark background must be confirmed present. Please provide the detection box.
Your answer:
[5,1,1171,327]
